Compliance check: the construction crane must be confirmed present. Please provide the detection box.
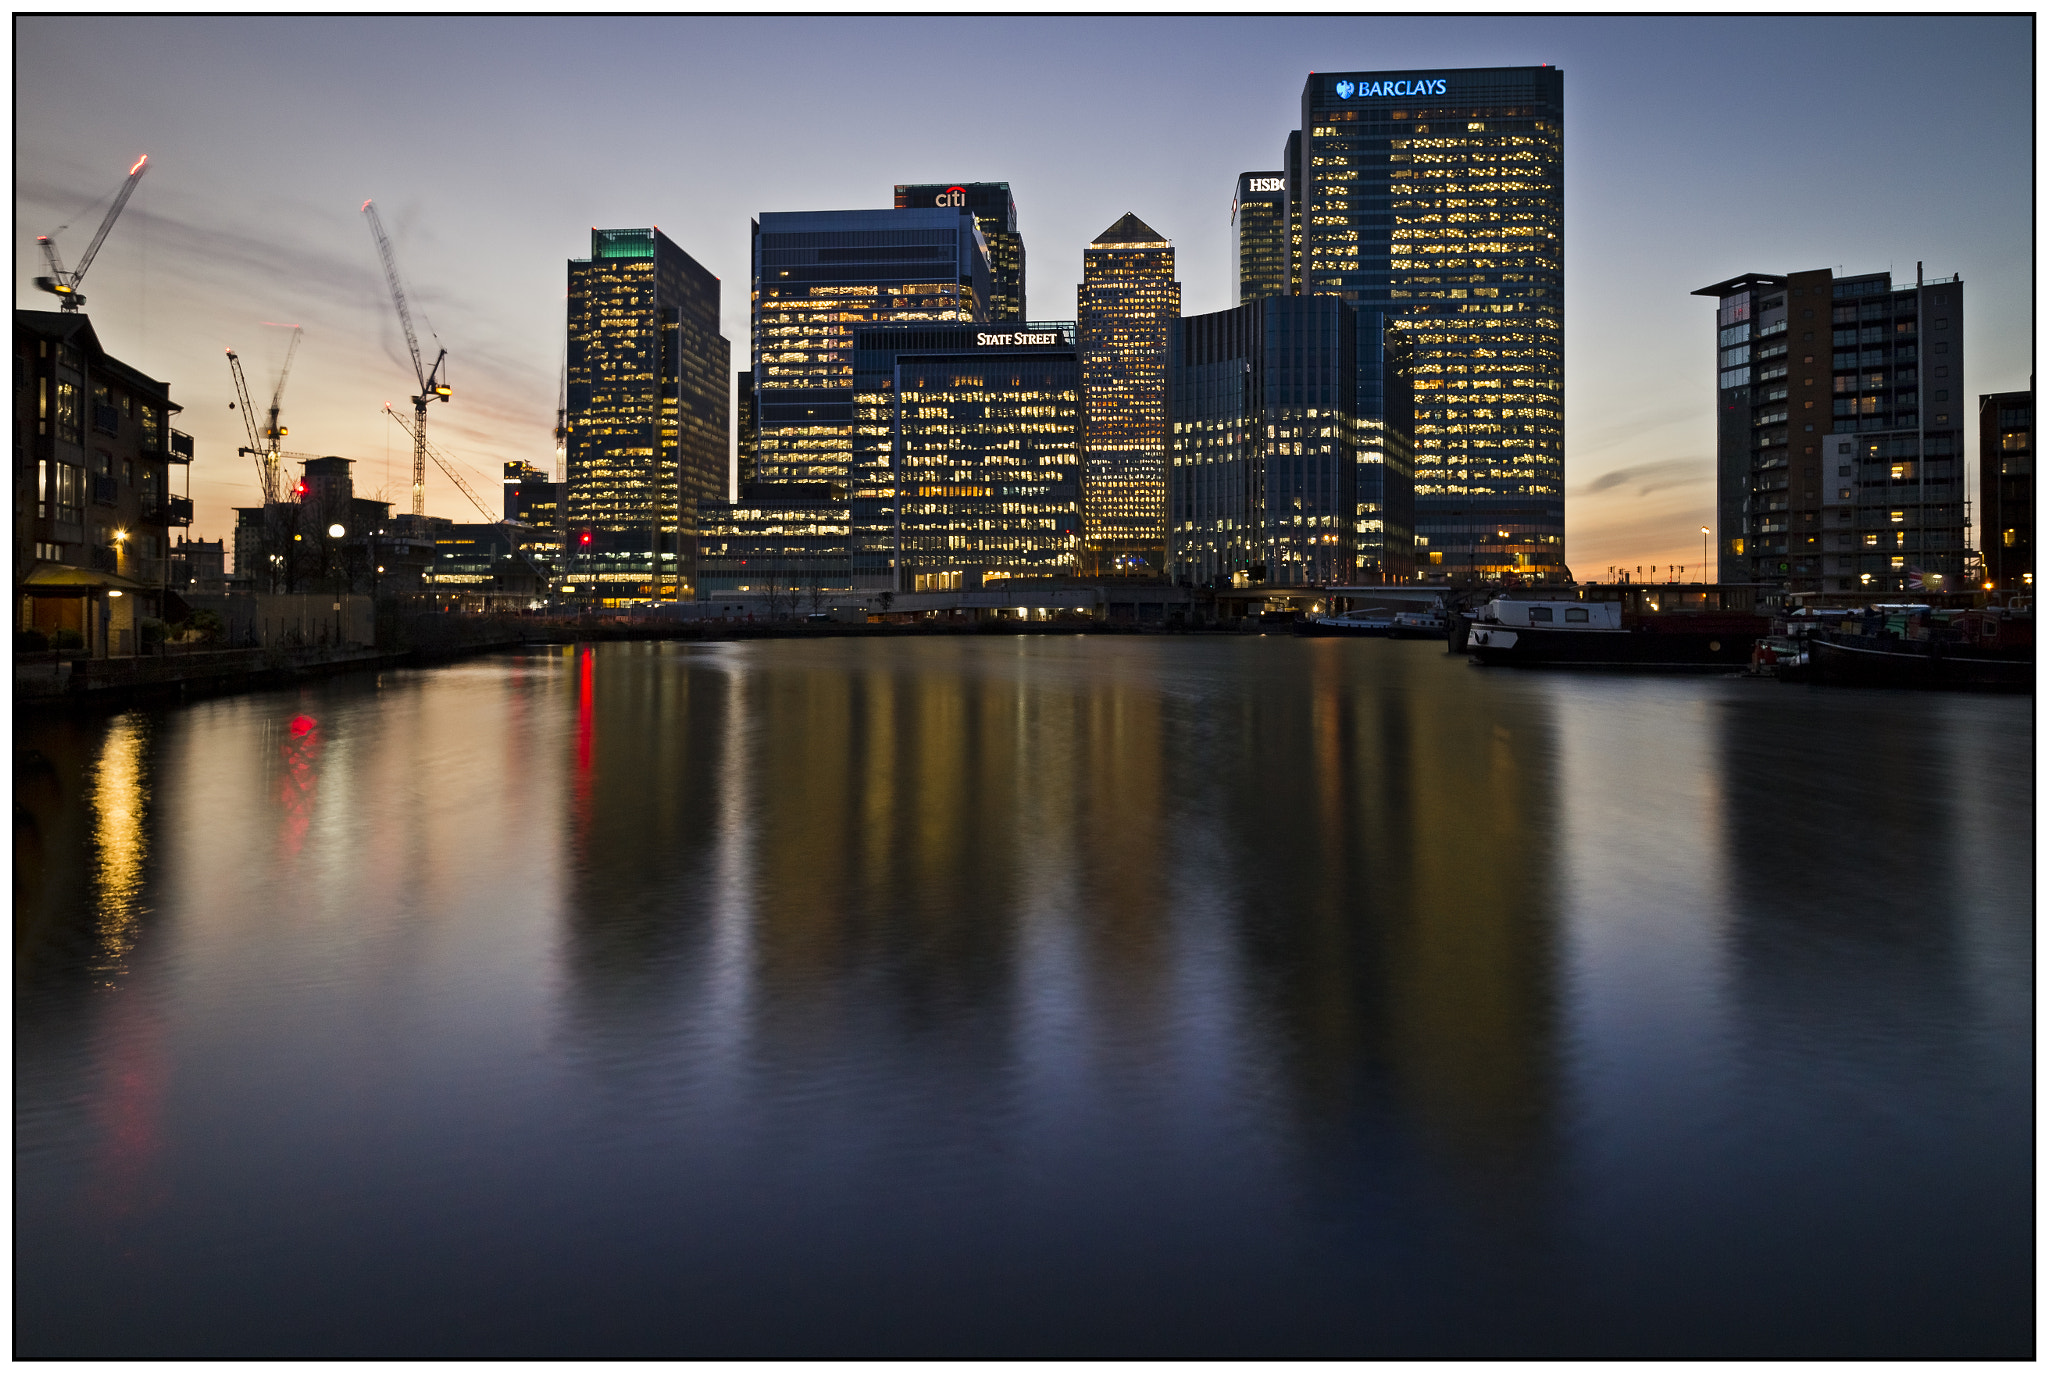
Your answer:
[360,199,450,518]
[384,405,498,524]
[35,154,149,311]
[225,348,278,502]
[224,326,302,503]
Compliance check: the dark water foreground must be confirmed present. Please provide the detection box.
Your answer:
[14,638,2033,1358]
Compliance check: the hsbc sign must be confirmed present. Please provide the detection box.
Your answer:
[1247,177,1284,193]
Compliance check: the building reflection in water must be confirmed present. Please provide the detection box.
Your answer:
[1218,642,1563,1217]
[553,637,1565,1225]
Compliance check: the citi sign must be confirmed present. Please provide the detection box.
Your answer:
[934,186,969,206]
[1334,77,1448,99]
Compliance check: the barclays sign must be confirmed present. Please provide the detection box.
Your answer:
[1334,77,1448,99]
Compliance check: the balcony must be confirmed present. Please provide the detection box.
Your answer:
[163,495,193,526]
[91,403,121,436]
[91,474,119,506]
[88,545,117,572]
[169,430,194,462]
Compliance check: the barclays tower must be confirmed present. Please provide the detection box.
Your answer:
[1292,65,1564,583]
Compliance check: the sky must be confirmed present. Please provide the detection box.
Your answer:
[15,15,2034,575]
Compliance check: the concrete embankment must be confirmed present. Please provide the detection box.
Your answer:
[15,612,538,712]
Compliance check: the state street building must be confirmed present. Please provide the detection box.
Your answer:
[890,328,1081,592]
[564,227,729,602]
[699,323,1079,595]
[1292,66,1564,582]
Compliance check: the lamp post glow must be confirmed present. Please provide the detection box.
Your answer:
[1701,526,1710,584]
[328,524,346,539]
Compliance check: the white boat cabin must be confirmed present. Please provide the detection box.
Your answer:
[1481,599,1623,630]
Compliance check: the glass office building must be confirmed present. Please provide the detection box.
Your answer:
[1294,66,1564,582]
[564,228,730,602]
[895,183,1025,323]
[892,334,1081,591]
[1078,213,1181,579]
[736,372,756,487]
[1283,132,1304,297]
[695,489,851,596]
[703,207,992,593]
[1234,171,1288,305]
[1694,267,1968,594]
[753,207,991,487]
[1169,295,1414,587]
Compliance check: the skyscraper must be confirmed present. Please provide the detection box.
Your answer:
[1233,171,1287,304]
[1694,267,1968,594]
[891,330,1081,591]
[751,207,990,488]
[1169,296,1414,587]
[697,206,991,595]
[894,183,1025,322]
[565,227,729,602]
[1283,131,1304,298]
[1078,213,1180,579]
[1295,67,1565,582]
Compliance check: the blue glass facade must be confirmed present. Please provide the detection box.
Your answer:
[1169,296,1413,587]
[1298,66,1563,582]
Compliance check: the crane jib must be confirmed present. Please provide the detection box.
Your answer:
[35,155,148,311]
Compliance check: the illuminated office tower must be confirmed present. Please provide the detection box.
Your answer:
[751,207,990,488]
[1077,213,1181,578]
[736,371,756,487]
[1297,67,1565,582]
[1284,131,1304,296]
[565,227,729,602]
[1169,296,1414,587]
[895,183,1026,322]
[697,207,991,596]
[1234,171,1288,304]
[891,329,1081,591]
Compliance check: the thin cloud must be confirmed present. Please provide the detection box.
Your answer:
[1574,456,1708,498]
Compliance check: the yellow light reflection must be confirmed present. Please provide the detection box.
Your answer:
[90,714,149,977]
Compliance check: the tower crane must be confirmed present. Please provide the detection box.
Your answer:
[384,405,499,524]
[360,199,450,518]
[225,348,278,503]
[224,326,303,504]
[35,155,149,311]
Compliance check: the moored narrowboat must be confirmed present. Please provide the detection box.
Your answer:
[1466,583,1769,669]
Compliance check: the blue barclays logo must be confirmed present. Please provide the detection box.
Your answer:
[1336,77,1448,99]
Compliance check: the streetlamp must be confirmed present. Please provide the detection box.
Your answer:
[325,524,348,643]
[1701,526,1710,585]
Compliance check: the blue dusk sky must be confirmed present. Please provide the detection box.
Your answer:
[14,15,2033,573]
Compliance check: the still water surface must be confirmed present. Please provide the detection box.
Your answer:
[15,637,2033,1357]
